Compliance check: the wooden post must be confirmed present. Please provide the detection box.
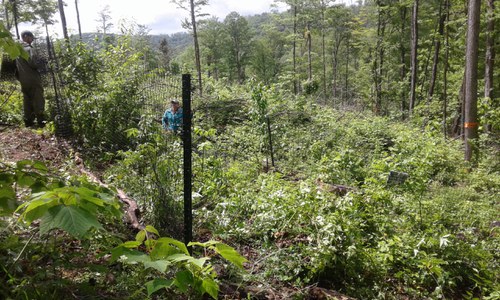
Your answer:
[182,74,193,252]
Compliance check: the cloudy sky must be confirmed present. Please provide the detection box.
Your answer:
[36,0,290,37]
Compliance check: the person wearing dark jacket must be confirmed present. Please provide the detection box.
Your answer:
[16,31,45,128]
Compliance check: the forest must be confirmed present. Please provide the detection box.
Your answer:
[0,0,499,299]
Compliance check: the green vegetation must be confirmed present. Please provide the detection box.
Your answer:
[1,0,499,299]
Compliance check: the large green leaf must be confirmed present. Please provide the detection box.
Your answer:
[173,270,193,293]
[150,240,185,260]
[151,237,189,257]
[110,246,150,264]
[214,243,248,269]
[168,253,209,269]
[0,184,17,215]
[146,278,173,296]
[143,259,171,273]
[39,205,103,238]
[18,196,59,224]
[202,277,219,299]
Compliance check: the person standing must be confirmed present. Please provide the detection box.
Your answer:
[162,99,183,132]
[16,31,45,128]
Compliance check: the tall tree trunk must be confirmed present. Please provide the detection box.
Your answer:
[345,37,349,103]
[293,5,298,95]
[400,5,408,118]
[189,0,202,96]
[3,0,11,30]
[58,0,69,40]
[332,40,341,99]
[428,0,445,102]
[484,0,495,132]
[442,0,450,138]
[464,0,481,162]
[321,4,327,100]
[409,0,419,116]
[10,0,19,39]
[331,27,345,101]
[374,4,385,115]
[75,0,82,39]
[306,24,312,82]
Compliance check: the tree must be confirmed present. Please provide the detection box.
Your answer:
[408,0,418,116]
[172,0,208,96]
[2,0,11,30]
[9,0,19,39]
[57,0,68,40]
[399,2,409,117]
[159,37,172,70]
[198,17,225,80]
[427,0,446,102]
[484,0,495,132]
[96,5,113,36]
[464,0,481,162]
[372,1,387,115]
[223,12,253,84]
[250,28,286,85]
[326,4,351,101]
[75,0,82,39]
[275,0,304,94]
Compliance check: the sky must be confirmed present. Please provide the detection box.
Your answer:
[26,0,292,37]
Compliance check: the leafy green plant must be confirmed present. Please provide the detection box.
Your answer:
[1,160,121,238]
[111,225,247,299]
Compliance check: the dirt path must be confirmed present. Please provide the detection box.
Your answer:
[0,125,71,167]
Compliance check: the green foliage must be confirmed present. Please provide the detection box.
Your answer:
[0,23,28,60]
[191,90,499,299]
[111,225,246,299]
[0,82,23,125]
[1,160,121,238]
[106,127,184,237]
[57,37,152,152]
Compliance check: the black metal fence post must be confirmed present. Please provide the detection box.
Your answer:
[182,74,192,252]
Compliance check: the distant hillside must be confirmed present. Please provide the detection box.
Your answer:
[149,32,193,56]
[74,31,192,56]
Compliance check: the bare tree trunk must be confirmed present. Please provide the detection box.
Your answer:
[306,24,312,82]
[3,0,11,30]
[331,28,345,101]
[442,0,450,138]
[484,0,495,132]
[400,5,408,118]
[409,0,419,116]
[428,0,445,102]
[189,0,202,96]
[374,4,385,115]
[58,0,69,40]
[75,0,82,39]
[332,41,341,99]
[293,5,298,95]
[10,0,19,39]
[345,38,349,103]
[321,5,327,100]
[464,0,481,162]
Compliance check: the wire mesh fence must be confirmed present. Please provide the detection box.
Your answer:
[1,36,197,153]
[43,38,189,151]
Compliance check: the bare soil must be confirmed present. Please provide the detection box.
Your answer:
[0,125,71,167]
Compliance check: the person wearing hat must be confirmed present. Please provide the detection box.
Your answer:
[162,99,183,132]
[16,30,45,128]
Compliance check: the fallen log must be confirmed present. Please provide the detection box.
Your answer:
[75,153,144,230]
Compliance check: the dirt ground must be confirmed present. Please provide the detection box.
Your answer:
[0,125,71,167]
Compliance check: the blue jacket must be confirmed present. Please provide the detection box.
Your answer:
[162,108,183,131]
